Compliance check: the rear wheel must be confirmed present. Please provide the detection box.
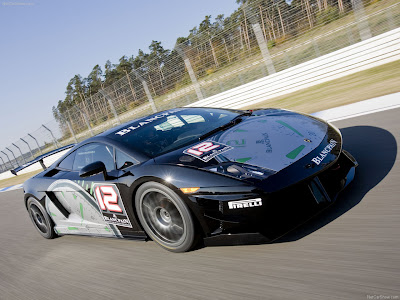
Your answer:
[27,198,56,239]
[135,182,196,252]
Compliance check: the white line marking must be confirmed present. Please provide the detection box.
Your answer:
[0,184,23,193]
[327,104,400,122]
[312,92,400,122]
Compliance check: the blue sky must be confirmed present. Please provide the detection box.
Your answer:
[0,0,239,150]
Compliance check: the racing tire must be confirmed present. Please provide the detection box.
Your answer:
[27,198,56,239]
[135,182,196,252]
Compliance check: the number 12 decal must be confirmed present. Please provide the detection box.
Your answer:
[186,142,221,156]
[95,186,122,212]
[93,184,133,228]
[183,140,233,162]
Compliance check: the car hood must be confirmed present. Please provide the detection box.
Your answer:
[213,111,328,171]
[155,109,332,173]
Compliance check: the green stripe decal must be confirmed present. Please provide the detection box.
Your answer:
[90,182,95,195]
[61,191,65,198]
[227,139,246,147]
[68,227,79,230]
[104,226,110,232]
[50,212,57,217]
[276,120,303,137]
[286,145,305,159]
[80,203,84,225]
[234,129,247,132]
[236,157,252,163]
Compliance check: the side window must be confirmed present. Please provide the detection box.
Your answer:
[72,143,115,172]
[116,149,137,169]
[58,151,76,170]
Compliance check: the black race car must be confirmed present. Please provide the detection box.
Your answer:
[23,107,357,252]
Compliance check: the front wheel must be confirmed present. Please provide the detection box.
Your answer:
[135,182,196,252]
[27,198,56,239]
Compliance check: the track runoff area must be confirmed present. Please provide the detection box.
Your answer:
[0,96,399,299]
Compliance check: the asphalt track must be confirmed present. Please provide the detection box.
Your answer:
[0,108,399,300]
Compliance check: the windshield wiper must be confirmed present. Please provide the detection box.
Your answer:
[199,110,252,141]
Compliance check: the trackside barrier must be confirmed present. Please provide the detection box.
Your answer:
[187,27,400,109]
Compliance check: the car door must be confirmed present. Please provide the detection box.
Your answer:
[46,142,142,239]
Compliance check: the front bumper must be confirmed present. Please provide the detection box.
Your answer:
[189,149,358,246]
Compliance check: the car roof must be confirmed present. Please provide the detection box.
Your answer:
[98,106,242,137]
[54,107,245,167]
[67,108,191,161]
[97,107,187,137]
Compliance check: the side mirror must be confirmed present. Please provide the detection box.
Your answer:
[120,161,134,169]
[79,161,107,179]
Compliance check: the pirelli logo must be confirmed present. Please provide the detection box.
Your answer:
[228,198,263,209]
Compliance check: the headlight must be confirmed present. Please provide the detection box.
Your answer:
[203,162,275,180]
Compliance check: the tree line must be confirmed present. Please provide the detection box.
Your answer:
[53,0,361,123]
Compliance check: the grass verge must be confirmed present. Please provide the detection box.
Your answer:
[0,170,41,190]
[243,59,400,113]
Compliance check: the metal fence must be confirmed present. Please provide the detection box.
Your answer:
[1,0,399,173]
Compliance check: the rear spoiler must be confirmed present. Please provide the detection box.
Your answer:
[11,144,75,175]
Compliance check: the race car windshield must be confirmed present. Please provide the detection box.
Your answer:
[108,108,242,157]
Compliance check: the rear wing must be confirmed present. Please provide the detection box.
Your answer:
[11,144,75,175]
